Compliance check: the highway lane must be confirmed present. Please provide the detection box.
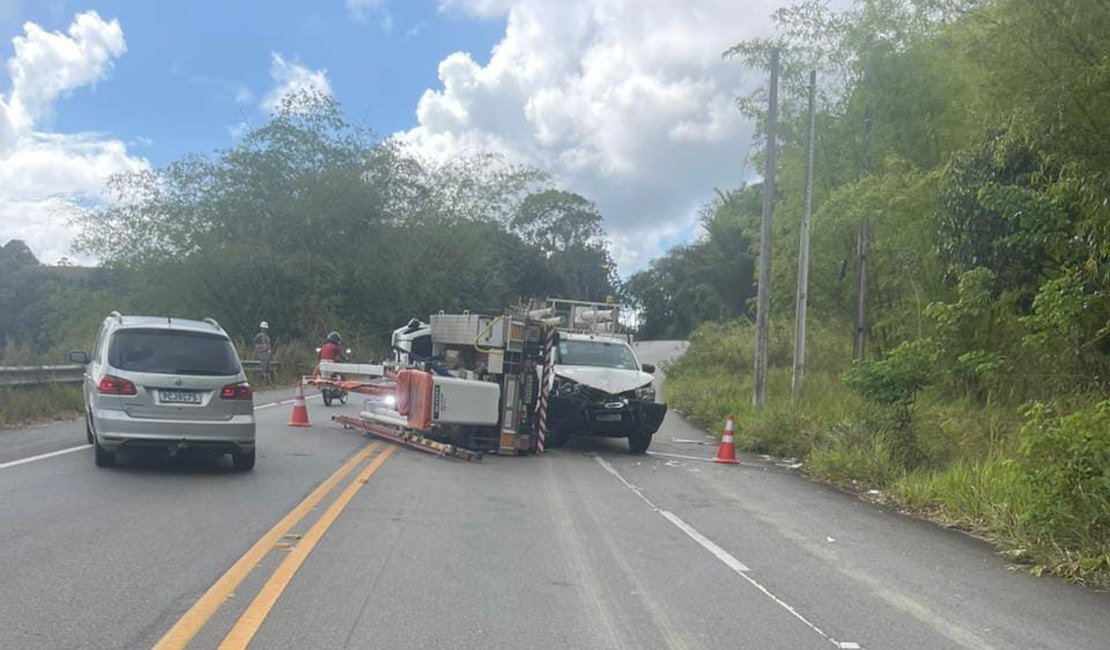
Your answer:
[1,344,1107,648]
[0,385,372,649]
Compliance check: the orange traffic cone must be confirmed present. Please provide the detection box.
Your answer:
[712,415,739,464]
[288,380,311,427]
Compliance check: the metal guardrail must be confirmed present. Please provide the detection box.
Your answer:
[0,365,85,386]
[0,361,276,387]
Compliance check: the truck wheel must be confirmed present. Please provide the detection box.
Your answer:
[546,428,571,448]
[627,428,652,454]
[322,391,333,407]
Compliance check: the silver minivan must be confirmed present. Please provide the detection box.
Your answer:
[69,312,257,470]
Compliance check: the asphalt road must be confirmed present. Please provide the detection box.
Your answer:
[1,341,1106,649]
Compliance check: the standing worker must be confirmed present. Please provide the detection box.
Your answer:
[253,321,273,384]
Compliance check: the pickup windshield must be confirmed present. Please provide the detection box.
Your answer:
[556,339,639,370]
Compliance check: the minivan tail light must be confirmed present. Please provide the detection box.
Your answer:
[97,375,137,395]
[220,382,253,400]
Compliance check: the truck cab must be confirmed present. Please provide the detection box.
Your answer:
[391,319,432,365]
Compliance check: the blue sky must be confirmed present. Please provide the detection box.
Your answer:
[1,0,504,165]
[0,1,787,274]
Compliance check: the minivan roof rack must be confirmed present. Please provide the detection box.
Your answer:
[203,317,220,330]
[109,311,123,323]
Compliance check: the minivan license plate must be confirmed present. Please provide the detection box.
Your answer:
[160,390,201,404]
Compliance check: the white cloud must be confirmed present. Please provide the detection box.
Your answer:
[261,53,332,112]
[227,120,251,141]
[234,84,255,105]
[0,11,147,264]
[346,0,383,21]
[346,0,394,33]
[437,0,516,19]
[4,9,125,127]
[400,0,789,275]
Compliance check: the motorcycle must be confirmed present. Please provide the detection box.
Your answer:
[315,347,352,407]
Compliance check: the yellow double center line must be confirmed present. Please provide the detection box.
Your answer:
[154,441,397,650]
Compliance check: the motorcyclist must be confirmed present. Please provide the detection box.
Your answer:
[319,331,345,362]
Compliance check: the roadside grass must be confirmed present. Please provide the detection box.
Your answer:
[896,456,1034,541]
[0,384,85,429]
[663,319,1110,589]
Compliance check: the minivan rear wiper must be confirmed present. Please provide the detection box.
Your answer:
[172,368,228,375]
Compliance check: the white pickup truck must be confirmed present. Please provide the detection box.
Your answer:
[545,332,666,452]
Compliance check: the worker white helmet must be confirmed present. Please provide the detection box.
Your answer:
[260,321,269,329]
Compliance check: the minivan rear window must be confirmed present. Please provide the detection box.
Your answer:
[109,330,240,376]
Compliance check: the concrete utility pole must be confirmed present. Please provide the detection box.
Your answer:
[753,49,779,408]
[792,70,817,399]
[853,104,873,360]
[853,218,869,359]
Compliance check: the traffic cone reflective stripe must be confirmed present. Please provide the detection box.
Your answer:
[712,415,739,465]
[288,380,311,427]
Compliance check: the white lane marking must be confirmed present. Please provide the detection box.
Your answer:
[647,449,780,470]
[1,394,326,470]
[277,395,321,406]
[659,509,751,572]
[0,445,88,469]
[594,455,863,650]
[596,454,654,503]
[596,456,748,572]
[647,450,715,463]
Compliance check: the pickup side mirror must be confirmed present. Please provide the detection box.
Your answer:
[68,350,90,365]
[641,363,656,374]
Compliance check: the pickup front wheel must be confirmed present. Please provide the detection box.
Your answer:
[546,427,570,448]
[627,427,652,454]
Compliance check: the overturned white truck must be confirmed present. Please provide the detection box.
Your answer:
[390,299,667,454]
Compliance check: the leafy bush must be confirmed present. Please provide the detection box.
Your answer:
[844,338,939,406]
[1019,401,1110,549]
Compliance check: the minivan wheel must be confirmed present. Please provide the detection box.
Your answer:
[94,437,116,467]
[232,448,256,471]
